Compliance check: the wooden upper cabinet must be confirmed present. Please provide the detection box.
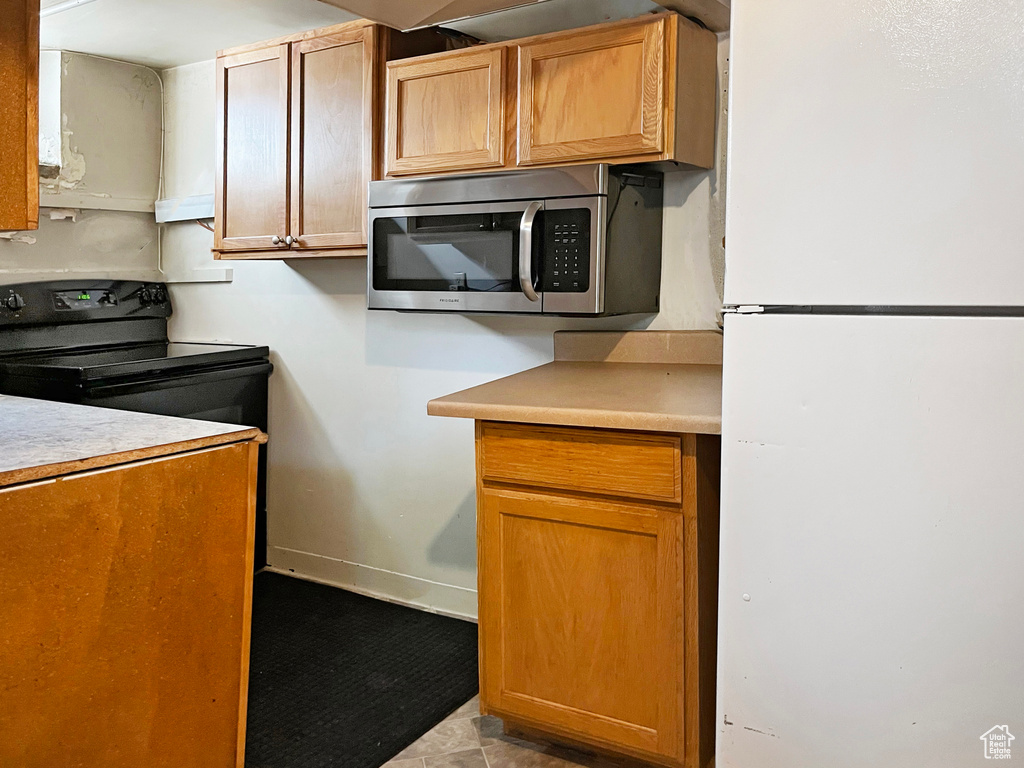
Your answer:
[517,20,665,166]
[215,45,291,253]
[290,27,375,250]
[214,22,444,260]
[385,47,507,176]
[380,13,716,178]
[0,0,39,231]
[517,14,716,168]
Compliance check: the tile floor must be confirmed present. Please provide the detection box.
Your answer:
[382,695,641,768]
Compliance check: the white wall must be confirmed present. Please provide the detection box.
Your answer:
[1,52,163,284]
[0,209,157,280]
[160,36,729,618]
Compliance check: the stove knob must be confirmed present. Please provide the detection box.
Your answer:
[5,293,25,311]
[139,285,166,307]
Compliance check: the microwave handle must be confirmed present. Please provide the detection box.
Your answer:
[519,201,543,302]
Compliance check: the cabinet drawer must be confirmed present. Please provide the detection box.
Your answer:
[478,422,681,503]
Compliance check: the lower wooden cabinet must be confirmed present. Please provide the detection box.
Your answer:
[0,441,260,768]
[476,422,720,768]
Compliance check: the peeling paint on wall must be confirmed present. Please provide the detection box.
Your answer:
[38,53,162,211]
[3,52,163,282]
[39,114,88,193]
[0,232,38,245]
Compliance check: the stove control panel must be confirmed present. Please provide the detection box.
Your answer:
[0,280,171,328]
[53,289,118,311]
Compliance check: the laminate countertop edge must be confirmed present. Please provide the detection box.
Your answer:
[0,428,266,489]
[428,361,723,436]
[0,395,268,489]
[427,400,722,434]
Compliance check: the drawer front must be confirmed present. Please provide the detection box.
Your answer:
[478,422,681,503]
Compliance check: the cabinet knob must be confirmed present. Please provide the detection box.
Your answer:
[284,235,295,246]
[272,235,282,245]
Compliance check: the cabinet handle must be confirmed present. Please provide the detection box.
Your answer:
[284,235,295,246]
[272,235,282,245]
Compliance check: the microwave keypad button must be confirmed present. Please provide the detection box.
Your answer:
[544,208,590,294]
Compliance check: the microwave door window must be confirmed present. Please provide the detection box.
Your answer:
[373,213,523,293]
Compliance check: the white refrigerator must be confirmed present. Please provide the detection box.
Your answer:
[718,1,1024,766]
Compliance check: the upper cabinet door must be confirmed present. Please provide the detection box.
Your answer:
[0,0,38,231]
[215,45,290,253]
[291,27,375,251]
[516,19,666,166]
[385,47,506,176]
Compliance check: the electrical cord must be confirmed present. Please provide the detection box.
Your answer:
[607,177,627,228]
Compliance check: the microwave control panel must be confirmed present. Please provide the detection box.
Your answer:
[541,209,590,293]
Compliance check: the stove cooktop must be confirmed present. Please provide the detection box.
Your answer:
[0,342,271,382]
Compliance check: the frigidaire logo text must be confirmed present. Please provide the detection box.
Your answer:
[439,298,462,303]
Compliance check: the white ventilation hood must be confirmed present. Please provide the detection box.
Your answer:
[317,0,730,33]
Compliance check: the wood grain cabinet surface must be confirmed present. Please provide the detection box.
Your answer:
[0,440,261,768]
[0,0,38,231]
[214,21,443,261]
[517,14,716,168]
[476,421,720,768]
[384,13,717,178]
[385,46,508,176]
[215,44,291,254]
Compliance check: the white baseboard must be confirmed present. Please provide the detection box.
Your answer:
[266,545,478,622]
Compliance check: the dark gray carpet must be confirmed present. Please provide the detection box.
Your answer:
[245,571,478,768]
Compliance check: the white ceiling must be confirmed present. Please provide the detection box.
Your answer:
[39,0,359,70]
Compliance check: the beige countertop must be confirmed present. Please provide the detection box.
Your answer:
[0,395,265,488]
[428,331,723,435]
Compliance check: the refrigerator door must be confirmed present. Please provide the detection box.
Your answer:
[724,0,1024,307]
[719,313,1024,767]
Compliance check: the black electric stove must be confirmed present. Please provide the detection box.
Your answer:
[0,279,273,571]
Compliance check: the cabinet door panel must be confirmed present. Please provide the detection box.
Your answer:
[0,443,257,768]
[291,28,373,250]
[480,487,684,763]
[215,46,290,252]
[517,20,665,165]
[0,0,38,231]
[386,47,505,176]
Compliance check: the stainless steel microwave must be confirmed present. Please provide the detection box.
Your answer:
[367,164,664,315]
